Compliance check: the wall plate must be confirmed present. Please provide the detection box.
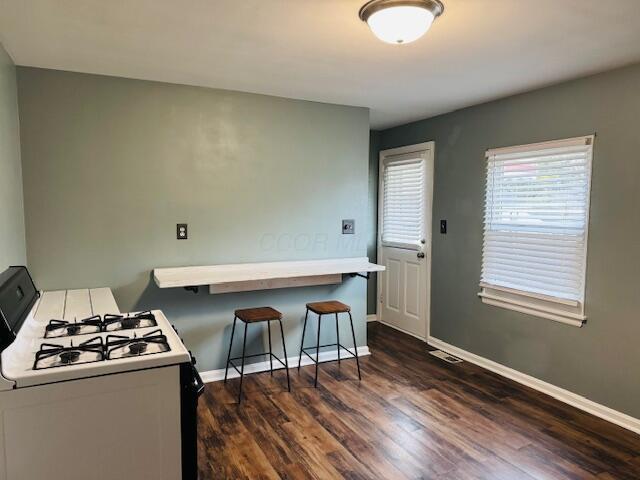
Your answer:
[177,223,188,240]
[342,219,355,235]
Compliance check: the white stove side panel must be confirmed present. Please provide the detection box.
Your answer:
[0,366,182,480]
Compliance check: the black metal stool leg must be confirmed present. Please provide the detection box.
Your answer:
[238,322,248,404]
[335,312,341,365]
[314,314,322,388]
[278,318,291,392]
[298,308,309,371]
[267,320,273,376]
[224,316,237,383]
[347,312,361,381]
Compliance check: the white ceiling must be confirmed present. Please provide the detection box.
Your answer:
[2,0,640,129]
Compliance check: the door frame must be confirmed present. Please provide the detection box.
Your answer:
[376,141,435,341]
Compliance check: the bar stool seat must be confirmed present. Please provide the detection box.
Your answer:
[305,301,350,315]
[298,300,361,388]
[235,306,282,322]
[224,306,290,403]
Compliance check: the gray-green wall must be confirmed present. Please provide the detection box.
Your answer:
[378,63,640,419]
[17,67,370,372]
[0,43,26,271]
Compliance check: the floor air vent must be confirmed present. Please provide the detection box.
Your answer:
[429,350,463,364]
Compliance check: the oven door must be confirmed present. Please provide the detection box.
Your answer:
[180,356,205,480]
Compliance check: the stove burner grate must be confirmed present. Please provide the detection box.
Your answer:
[33,316,173,370]
[44,312,158,338]
[45,315,102,338]
[103,311,157,332]
[106,329,170,360]
[33,336,105,370]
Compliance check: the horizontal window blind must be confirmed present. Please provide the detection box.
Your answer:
[382,157,425,248]
[481,137,593,304]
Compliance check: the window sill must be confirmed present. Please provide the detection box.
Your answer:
[478,286,586,328]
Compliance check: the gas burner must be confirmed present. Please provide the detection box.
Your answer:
[128,341,148,355]
[106,329,170,360]
[44,315,102,338]
[33,336,105,370]
[121,317,140,329]
[59,350,81,364]
[103,311,157,332]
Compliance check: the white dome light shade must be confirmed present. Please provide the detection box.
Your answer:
[367,6,434,44]
[359,0,444,45]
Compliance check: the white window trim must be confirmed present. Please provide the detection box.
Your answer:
[478,135,594,328]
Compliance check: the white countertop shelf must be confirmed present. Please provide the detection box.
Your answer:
[153,257,384,294]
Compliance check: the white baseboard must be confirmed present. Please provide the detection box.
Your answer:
[200,345,371,383]
[428,336,640,436]
[366,314,378,323]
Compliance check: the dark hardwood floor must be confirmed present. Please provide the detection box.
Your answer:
[197,322,640,479]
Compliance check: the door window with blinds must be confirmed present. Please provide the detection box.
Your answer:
[479,136,594,327]
[381,153,426,250]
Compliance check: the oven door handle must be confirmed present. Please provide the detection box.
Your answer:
[191,363,205,397]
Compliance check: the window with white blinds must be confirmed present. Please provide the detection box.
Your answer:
[381,156,425,249]
[479,136,594,327]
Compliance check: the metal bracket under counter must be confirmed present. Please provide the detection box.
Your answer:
[349,272,371,280]
[153,257,385,295]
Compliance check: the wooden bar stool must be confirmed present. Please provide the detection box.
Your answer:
[297,300,361,387]
[224,307,290,403]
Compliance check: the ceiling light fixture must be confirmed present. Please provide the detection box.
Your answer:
[359,0,444,45]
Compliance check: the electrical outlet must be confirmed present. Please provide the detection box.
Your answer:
[342,219,355,235]
[440,220,447,234]
[177,223,188,240]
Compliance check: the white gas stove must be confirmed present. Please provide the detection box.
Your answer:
[0,267,203,480]
[2,301,190,389]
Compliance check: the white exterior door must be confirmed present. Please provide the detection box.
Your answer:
[377,143,434,339]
